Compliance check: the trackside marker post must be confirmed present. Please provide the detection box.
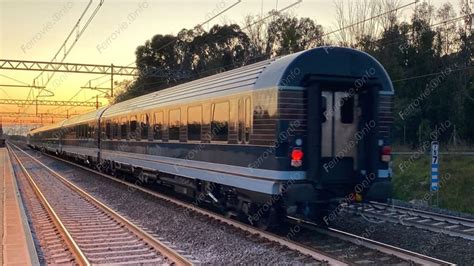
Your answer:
[430,141,439,206]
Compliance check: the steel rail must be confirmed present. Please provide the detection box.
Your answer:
[7,145,90,266]
[33,146,456,265]
[346,202,474,241]
[369,201,474,226]
[23,141,461,265]
[9,143,192,266]
[286,216,453,265]
[3,147,41,265]
[26,146,346,265]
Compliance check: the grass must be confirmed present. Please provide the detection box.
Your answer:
[391,154,474,214]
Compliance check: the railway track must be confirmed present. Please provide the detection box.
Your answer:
[10,151,76,264]
[345,202,474,241]
[9,144,342,265]
[8,144,192,266]
[286,216,452,265]
[11,143,456,265]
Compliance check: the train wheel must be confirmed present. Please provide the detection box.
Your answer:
[250,206,282,230]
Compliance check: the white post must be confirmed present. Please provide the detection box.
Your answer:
[431,141,439,206]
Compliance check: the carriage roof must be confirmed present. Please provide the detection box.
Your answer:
[29,47,393,134]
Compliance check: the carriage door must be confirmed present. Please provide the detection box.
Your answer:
[320,90,359,182]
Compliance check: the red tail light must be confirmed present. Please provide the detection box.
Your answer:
[381,145,391,162]
[291,148,303,167]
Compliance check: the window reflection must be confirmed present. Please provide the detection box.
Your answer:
[245,98,251,143]
[120,117,128,139]
[211,102,229,142]
[154,112,163,140]
[130,115,138,140]
[112,119,119,139]
[140,114,149,140]
[188,106,202,141]
[169,109,180,141]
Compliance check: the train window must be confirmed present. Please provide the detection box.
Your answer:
[130,115,138,140]
[169,109,180,141]
[341,96,354,124]
[188,106,202,141]
[105,121,112,139]
[211,102,229,142]
[245,98,251,143]
[140,114,150,140]
[112,119,119,139]
[89,124,95,138]
[321,96,327,123]
[238,99,244,143]
[120,117,128,139]
[154,112,163,140]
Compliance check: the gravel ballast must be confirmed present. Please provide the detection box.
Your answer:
[28,150,320,264]
[22,146,474,264]
[330,212,474,265]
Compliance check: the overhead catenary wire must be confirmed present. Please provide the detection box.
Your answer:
[82,0,296,91]
[37,1,471,119]
[138,0,305,89]
[320,0,418,38]
[77,0,243,98]
[58,0,241,114]
[392,65,473,83]
[374,13,472,49]
[147,0,418,88]
[138,0,465,88]
[242,0,302,31]
[185,2,469,86]
[34,0,105,95]
[23,0,104,120]
[29,0,94,101]
[0,74,30,85]
[21,0,105,117]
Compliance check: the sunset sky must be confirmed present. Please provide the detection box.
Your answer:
[0,0,461,129]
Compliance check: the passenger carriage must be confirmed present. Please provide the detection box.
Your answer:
[28,47,394,225]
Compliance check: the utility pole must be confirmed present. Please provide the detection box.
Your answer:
[0,117,3,137]
[111,64,114,98]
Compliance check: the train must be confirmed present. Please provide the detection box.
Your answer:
[28,47,394,227]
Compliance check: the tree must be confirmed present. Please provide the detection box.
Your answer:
[115,24,251,103]
[114,3,474,146]
[333,0,383,47]
[242,14,269,60]
[435,3,458,55]
[191,24,251,75]
[266,15,324,56]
